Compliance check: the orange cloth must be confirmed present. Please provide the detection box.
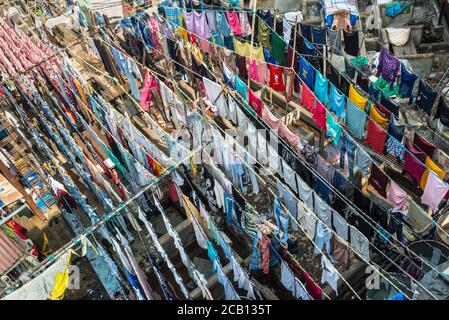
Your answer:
[420,156,446,190]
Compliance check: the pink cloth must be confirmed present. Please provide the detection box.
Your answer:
[262,105,281,131]
[387,181,407,210]
[140,71,160,112]
[300,82,315,113]
[421,172,449,213]
[226,12,242,36]
[0,229,24,275]
[313,100,326,129]
[200,38,211,53]
[249,59,259,82]
[239,12,252,36]
[279,122,301,147]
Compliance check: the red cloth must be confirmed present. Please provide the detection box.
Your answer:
[402,151,426,185]
[413,132,436,158]
[313,100,326,130]
[5,220,28,240]
[300,82,315,113]
[376,103,391,118]
[269,65,285,92]
[248,89,262,116]
[167,177,180,203]
[56,189,77,210]
[365,119,387,153]
[303,272,322,300]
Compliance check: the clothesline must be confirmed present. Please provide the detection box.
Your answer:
[107,10,449,275]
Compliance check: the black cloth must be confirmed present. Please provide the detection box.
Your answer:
[354,188,372,215]
[326,62,340,88]
[232,186,245,226]
[343,30,359,56]
[300,23,312,42]
[344,58,356,78]
[380,94,400,117]
[235,55,248,80]
[416,80,437,115]
[275,17,284,37]
[311,26,326,45]
[370,202,388,230]
[258,9,273,27]
[295,159,314,187]
[436,96,449,127]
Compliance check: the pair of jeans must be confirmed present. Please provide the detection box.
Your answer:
[340,133,355,182]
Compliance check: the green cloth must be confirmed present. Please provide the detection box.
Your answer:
[326,112,342,145]
[271,32,286,66]
[374,77,399,98]
[1,226,16,239]
[235,76,248,102]
[99,140,127,177]
[351,56,369,69]
[257,18,271,49]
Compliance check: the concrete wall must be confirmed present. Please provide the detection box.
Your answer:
[398,53,435,79]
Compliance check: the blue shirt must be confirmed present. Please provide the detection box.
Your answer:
[329,84,346,119]
[299,56,315,90]
[346,100,367,139]
[314,71,329,105]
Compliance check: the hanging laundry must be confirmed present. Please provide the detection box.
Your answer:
[248,89,262,116]
[349,225,370,260]
[314,222,332,256]
[234,38,250,57]
[326,112,342,145]
[269,65,285,92]
[226,11,242,36]
[327,28,342,52]
[311,26,327,46]
[239,12,253,37]
[258,18,271,49]
[387,180,408,211]
[332,210,349,241]
[329,84,345,119]
[298,56,315,90]
[321,255,339,295]
[300,23,312,41]
[435,96,449,127]
[300,81,315,113]
[368,163,389,198]
[369,105,388,129]
[271,31,287,66]
[283,18,293,44]
[421,172,449,213]
[348,84,367,110]
[346,100,367,139]
[419,156,446,190]
[235,76,248,102]
[399,63,418,104]
[216,11,232,37]
[343,30,359,56]
[377,46,400,89]
[413,132,436,158]
[365,119,388,154]
[314,71,329,105]
[313,100,327,130]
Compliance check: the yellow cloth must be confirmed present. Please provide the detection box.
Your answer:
[49,253,72,300]
[369,105,388,129]
[73,77,89,107]
[178,27,189,42]
[420,156,446,189]
[233,38,250,57]
[349,84,367,110]
[41,232,49,257]
[250,45,265,62]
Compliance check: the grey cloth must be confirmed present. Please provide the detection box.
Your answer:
[349,225,370,260]
[282,159,298,192]
[296,173,314,210]
[354,147,372,177]
[313,191,332,225]
[332,209,349,241]
[317,156,336,183]
[327,28,342,52]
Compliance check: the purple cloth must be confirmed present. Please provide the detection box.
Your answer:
[194,11,212,39]
[377,47,400,88]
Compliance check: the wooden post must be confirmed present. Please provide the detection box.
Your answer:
[285,15,299,111]
[0,158,47,221]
